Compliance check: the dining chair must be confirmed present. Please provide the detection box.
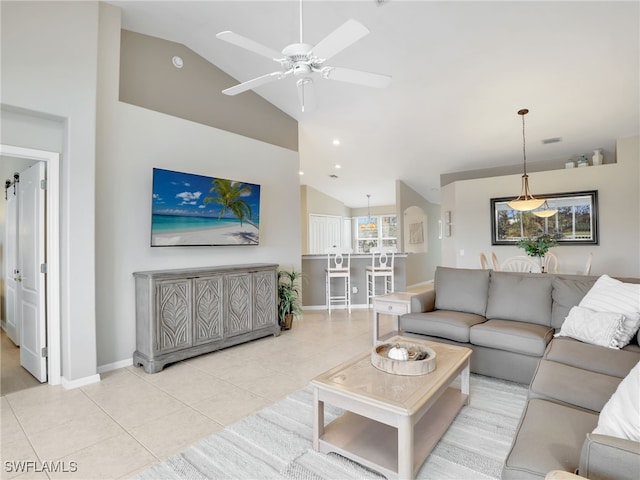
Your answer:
[366,246,396,306]
[490,252,501,271]
[544,252,558,273]
[479,253,490,269]
[583,252,593,275]
[501,256,541,273]
[325,247,352,314]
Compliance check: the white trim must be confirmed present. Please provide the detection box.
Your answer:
[97,358,133,374]
[302,304,370,311]
[61,373,101,390]
[1,144,61,386]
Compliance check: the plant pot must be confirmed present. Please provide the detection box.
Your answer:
[282,313,294,330]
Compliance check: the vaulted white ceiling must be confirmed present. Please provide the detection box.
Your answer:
[111,0,639,207]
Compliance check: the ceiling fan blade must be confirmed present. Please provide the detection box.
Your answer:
[312,19,369,62]
[216,31,283,61]
[321,66,392,88]
[222,72,284,96]
[296,78,316,113]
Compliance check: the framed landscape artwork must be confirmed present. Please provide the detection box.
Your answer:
[490,190,599,246]
[151,168,261,247]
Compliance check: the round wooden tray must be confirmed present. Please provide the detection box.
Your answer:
[371,342,437,376]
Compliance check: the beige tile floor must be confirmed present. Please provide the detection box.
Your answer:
[1,308,400,480]
[1,331,41,396]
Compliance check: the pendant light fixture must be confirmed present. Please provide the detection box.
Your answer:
[533,199,557,218]
[360,194,376,230]
[507,109,545,212]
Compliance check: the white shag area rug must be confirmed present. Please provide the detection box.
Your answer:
[136,374,527,480]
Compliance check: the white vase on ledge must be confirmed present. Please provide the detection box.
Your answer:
[592,149,603,166]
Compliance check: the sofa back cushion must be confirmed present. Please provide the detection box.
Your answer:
[434,267,490,316]
[551,276,597,329]
[486,271,553,325]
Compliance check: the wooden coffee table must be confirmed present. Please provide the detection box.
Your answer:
[311,336,471,480]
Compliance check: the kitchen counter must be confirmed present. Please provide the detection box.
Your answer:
[301,253,408,309]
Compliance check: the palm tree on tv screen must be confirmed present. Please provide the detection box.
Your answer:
[203,178,257,228]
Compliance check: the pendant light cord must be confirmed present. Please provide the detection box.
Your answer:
[522,113,527,176]
[518,108,529,176]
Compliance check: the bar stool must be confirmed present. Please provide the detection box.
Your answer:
[366,247,395,306]
[325,247,351,314]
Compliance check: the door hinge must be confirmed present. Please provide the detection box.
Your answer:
[40,179,47,190]
[41,263,47,274]
[41,347,48,358]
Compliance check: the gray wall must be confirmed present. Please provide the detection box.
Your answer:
[396,180,441,286]
[2,0,100,383]
[2,1,303,379]
[95,5,301,370]
[441,136,640,277]
[119,30,298,152]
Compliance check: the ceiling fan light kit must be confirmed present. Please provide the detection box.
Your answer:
[216,0,391,112]
[507,109,546,212]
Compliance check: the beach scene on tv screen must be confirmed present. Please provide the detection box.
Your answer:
[151,168,260,246]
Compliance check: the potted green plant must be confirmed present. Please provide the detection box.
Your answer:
[517,234,558,272]
[277,269,303,330]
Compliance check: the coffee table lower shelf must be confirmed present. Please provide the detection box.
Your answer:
[316,387,467,479]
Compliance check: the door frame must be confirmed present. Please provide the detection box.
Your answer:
[1,144,60,385]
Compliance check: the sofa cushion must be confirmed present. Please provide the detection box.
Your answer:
[529,359,623,413]
[470,320,554,356]
[579,433,640,480]
[400,310,486,343]
[502,399,598,480]
[486,272,553,326]
[552,276,596,329]
[434,267,490,316]
[556,306,625,349]
[593,361,640,441]
[544,337,640,379]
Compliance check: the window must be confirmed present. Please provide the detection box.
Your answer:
[491,190,599,245]
[355,215,397,253]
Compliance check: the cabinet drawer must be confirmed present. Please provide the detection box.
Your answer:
[374,301,410,315]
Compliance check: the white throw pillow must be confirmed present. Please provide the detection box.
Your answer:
[555,306,625,349]
[593,361,640,441]
[578,275,640,348]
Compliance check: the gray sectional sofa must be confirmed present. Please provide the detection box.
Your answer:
[400,267,640,480]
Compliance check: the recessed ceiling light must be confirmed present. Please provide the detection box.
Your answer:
[299,171,304,176]
[172,56,184,68]
[332,139,340,145]
[335,164,341,169]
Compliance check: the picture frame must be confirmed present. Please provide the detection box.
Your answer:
[490,190,598,245]
[151,168,261,247]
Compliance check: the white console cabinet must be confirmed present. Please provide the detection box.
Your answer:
[133,263,279,373]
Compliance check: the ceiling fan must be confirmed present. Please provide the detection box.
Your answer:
[216,0,392,112]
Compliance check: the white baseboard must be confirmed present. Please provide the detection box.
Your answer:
[302,304,371,311]
[97,358,133,374]
[61,373,101,390]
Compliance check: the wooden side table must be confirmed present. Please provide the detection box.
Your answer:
[371,292,414,344]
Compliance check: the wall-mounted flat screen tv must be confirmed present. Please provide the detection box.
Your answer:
[151,168,261,247]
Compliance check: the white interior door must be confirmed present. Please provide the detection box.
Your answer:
[4,182,20,345]
[18,163,47,382]
[326,216,342,250]
[308,214,327,254]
